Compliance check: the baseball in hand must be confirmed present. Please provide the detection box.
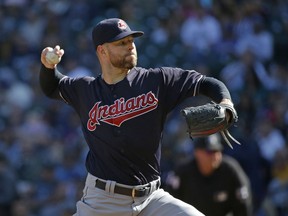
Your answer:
[45,49,61,64]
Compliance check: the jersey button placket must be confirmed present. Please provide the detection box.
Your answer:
[110,87,121,137]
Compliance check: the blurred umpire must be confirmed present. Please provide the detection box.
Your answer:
[166,134,253,216]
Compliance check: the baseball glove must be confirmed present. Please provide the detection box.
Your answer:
[181,102,240,148]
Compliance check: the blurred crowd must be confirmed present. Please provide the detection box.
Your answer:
[1,0,288,215]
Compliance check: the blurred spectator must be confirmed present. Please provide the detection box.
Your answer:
[255,117,286,164]
[11,199,32,216]
[0,152,17,216]
[220,48,276,99]
[266,147,288,216]
[64,55,93,78]
[29,163,74,215]
[5,81,34,110]
[165,134,253,216]
[234,17,274,63]
[18,8,45,49]
[54,148,86,182]
[268,63,288,92]
[180,3,222,66]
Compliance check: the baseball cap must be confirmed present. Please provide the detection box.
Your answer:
[193,134,223,151]
[92,18,144,48]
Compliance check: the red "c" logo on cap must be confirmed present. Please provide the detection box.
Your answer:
[118,20,127,30]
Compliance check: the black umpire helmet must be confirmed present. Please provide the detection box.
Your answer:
[193,133,223,151]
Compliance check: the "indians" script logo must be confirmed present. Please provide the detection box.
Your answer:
[87,91,158,131]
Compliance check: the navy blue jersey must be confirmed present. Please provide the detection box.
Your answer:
[58,67,203,185]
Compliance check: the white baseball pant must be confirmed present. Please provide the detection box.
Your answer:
[73,173,205,216]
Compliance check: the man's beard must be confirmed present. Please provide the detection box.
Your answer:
[111,53,137,69]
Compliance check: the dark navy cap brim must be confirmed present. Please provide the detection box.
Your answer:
[107,31,144,43]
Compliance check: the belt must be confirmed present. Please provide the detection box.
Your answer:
[95,179,160,197]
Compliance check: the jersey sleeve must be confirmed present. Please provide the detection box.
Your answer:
[158,67,204,111]
[58,76,95,107]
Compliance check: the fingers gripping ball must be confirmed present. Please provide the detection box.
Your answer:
[181,102,240,148]
[45,48,61,64]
